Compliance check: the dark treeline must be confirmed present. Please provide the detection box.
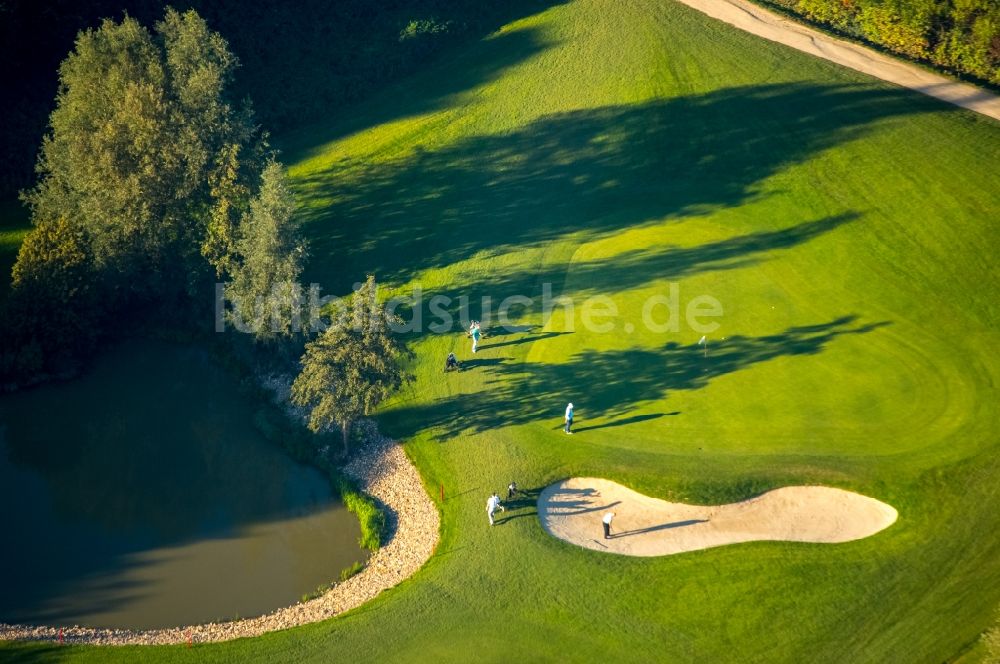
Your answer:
[759,0,999,85]
[2,8,306,384]
[3,8,408,447]
[0,0,556,199]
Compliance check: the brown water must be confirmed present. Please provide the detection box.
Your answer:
[0,340,366,630]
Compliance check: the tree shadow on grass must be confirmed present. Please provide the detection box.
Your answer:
[385,316,890,439]
[296,83,944,293]
[381,210,857,337]
[455,212,857,315]
[279,12,565,161]
[0,645,69,663]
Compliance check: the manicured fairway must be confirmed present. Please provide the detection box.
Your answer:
[3,0,999,661]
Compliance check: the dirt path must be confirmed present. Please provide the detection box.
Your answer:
[538,478,897,557]
[674,0,1000,122]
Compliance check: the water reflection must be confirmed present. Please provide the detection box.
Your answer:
[0,340,366,629]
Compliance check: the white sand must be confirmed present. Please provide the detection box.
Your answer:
[538,478,897,557]
[674,0,1000,122]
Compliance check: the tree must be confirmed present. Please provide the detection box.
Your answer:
[20,8,264,289]
[290,276,407,455]
[6,8,305,382]
[225,160,307,342]
[1,217,102,379]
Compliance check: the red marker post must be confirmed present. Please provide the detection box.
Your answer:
[187,630,193,648]
[58,627,64,645]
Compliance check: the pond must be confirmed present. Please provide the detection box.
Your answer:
[0,340,366,630]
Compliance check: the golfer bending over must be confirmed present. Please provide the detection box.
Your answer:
[603,511,615,539]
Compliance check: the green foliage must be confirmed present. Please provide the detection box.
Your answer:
[399,18,458,59]
[300,582,333,604]
[4,8,305,383]
[203,141,253,277]
[762,0,1000,84]
[11,218,91,296]
[225,160,307,342]
[339,561,365,582]
[298,558,367,604]
[339,479,386,551]
[22,9,260,282]
[0,217,102,380]
[250,403,327,469]
[290,275,407,453]
[400,18,456,42]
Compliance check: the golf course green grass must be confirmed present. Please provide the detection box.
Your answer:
[3,0,999,661]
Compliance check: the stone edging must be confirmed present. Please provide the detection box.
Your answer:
[0,431,440,645]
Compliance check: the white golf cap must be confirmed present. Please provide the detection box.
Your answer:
[568,402,573,408]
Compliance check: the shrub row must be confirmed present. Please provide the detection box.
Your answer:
[757,0,999,86]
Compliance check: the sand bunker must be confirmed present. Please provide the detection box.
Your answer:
[538,478,897,557]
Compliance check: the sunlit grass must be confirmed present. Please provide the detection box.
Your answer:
[3,0,998,661]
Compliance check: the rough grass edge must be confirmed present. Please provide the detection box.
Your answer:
[983,608,1000,664]
[335,473,385,551]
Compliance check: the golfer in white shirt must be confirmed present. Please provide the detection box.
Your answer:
[487,493,504,526]
[602,511,615,539]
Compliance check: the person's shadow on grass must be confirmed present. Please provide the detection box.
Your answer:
[572,412,678,433]
[494,486,542,525]
[478,331,573,351]
[459,357,510,371]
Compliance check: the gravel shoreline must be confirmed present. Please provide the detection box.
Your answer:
[0,431,440,646]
